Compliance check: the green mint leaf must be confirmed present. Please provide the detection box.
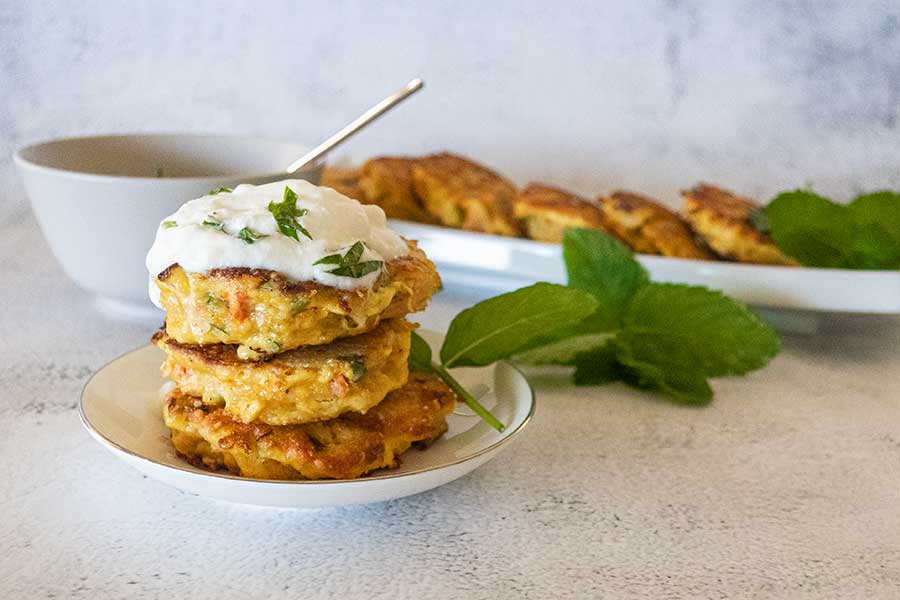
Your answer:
[237,227,267,245]
[844,223,900,269]
[563,228,649,330]
[619,283,780,378]
[202,217,225,231]
[409,331,435,373]
[326,260,382,278]
[268,186,312,241]
[615,354,713,405]
[764,189,900,269]
[344,241,365,265]
[207,187,232,195]
[514,332,614,366]
[314,253,343,266]
[162,220,177,229]
[440,282,599,368]
[572,341,622,385]
[764,190,851,267]
[316,241,375,276]
[849,191,900,244]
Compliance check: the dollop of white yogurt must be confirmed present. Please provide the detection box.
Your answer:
[146,179,409,307]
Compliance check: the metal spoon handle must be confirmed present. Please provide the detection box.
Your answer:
[285,78,424,174]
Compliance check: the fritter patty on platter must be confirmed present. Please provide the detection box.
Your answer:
[163,372,457,480]
[514,183,618,243]
[319,166,365,202]
[600,190,714,259]
[681,183,798,266]
[412,152,522,237]
[359,157,433,223]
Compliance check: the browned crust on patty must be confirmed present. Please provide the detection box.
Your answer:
[154,239,440,352]
[152,319,411,369]
[680,183,798,265]
[514,183,619,242]
[412,152,522,237]
[682,183,769,240]
[358,157,434,223]
[156,239,435,296]
[320,166,365,202]
[600,190,714,259]
[163,372,457,480]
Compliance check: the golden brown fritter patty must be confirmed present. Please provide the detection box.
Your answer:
[154,241,440,355]
[163,372,457,480]
[599,191,714,259]
[319,166,366,202]
[153,319,413,426]
[412,152,522,237]
[358,157,434,223]
[681,183,799,266]
[514,183,619,243]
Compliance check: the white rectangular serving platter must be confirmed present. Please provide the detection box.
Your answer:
[390,220,900,314]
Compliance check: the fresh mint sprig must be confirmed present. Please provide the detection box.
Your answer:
[515,229,781,404]
[314,241,383,278]
[760,189,900,269]
[207,187,232,195]
[268,186,312,241]
[420,229,779,422]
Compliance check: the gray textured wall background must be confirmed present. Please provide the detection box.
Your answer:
[2,0,899,209]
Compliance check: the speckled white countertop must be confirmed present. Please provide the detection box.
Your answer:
[2,195,900,599]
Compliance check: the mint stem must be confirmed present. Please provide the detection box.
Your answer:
[432,363,505,432]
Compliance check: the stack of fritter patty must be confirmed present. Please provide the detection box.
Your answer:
[151,242,451,480]
[321,153,797,265]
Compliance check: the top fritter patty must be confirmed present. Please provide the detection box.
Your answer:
[154,240,440,355]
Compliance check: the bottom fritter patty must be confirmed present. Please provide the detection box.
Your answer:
[163,372,457,480]
[153,319,413,426]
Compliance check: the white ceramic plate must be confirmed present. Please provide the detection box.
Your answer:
[80,331,535,508]
[390,220,900,314]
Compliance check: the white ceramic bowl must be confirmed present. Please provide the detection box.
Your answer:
[14,133,321,317]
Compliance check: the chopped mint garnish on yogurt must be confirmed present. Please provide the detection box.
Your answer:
[237,227,267,245]
[314,241,382,278]
[202,216,225,231]
[268,186,312,241]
